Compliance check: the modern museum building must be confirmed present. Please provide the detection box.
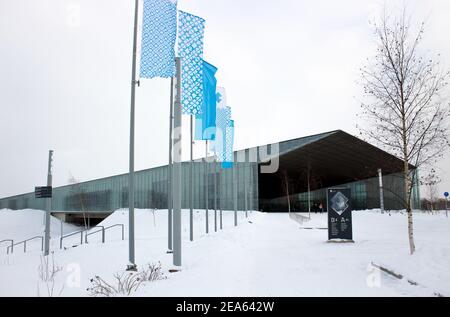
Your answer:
[0,130,420,218]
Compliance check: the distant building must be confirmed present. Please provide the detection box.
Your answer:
[0,130,420,218]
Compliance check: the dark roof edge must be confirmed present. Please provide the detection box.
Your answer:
[328,130,416,169]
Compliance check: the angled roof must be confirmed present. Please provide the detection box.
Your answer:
[258,130,410,200]
[0,130,408,200]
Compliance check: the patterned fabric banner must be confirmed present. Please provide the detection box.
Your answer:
[216,86,227,110]
[140,0,178,79]
[210,87,227,155]
[215,105,231,163]
[178,11,205,115]
[195,60,218,140]
[222,119,234,169]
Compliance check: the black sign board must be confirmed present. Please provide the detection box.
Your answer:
[327,188,352,241]
[35,186,52,198]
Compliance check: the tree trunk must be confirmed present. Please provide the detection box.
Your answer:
[403,135,415,255]
[284,173,291,213]
[400,72,415,254]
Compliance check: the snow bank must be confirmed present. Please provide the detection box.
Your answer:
[0,208,449,297]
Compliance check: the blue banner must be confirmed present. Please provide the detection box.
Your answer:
[195,60,217,140]
[140,0,177,79]
[178,11,205,115]
[195,116,204,140]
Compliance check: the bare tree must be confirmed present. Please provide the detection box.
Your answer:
[68,174,90,230]
[421,169,441,213]
[280,170,291,213]
[358,6,450,254]
[37,253,64,297]
[87,262,166,297]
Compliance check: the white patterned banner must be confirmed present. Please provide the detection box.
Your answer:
[215,106,231,162]
[222,119,235,169]
[140,0,177,79]
[178,11,205,115]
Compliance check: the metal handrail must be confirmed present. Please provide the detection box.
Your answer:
[1,239,14,254]
[104,224,125,241]
[85,224,125,242]
[7,236,43,254]
[60,229,84,249]
[59,224,124,249]
[85,226,105,244]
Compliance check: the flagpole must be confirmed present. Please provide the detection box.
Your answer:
[219,168,223,230]
[189,115,194,241]
[167,77,174,252]
[214,158,217,232]
[172,57,182,268]
[244,161,248,218]
[233,157,237,227]
[127,0,139,271]
[205,141,209,234]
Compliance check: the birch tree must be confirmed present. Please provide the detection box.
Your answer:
[281,170,291,213]
[68,175,90,230]
[358,7,450,254]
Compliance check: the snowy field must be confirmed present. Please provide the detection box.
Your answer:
[0,208,449,297]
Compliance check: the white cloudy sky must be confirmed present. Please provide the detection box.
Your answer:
[0,0,449,199]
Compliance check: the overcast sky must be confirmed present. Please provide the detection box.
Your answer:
[0,0,449,199]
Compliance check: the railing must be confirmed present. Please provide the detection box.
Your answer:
[104,224,125,241]
[85,226,105,244]
[289,212,311,225]
[1,239,14,254]
[60,229,84,249]
[6,236,43,254]
[2,224,125,253]
[60,224,124,249]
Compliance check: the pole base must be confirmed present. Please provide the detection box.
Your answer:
[166,250,173,254]
[327,239,355,243]
[126,263,138,271]
[169,268,182,273]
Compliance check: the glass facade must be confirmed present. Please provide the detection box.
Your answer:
[260,171,421,212]
[0,131,421,213]
[0,158,258,213]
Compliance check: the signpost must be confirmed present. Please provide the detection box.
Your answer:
[35,150,54,256]
[444,192,449,218]
[327,188,353,241]
[35,186,52,198]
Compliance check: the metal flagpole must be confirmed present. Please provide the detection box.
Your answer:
[205,141,209,233]
[214,159,217,231]
[60,218,63,240]
[167,77,174,252]
[445,196,448,218]
[219,168,223,230]
[378,168,385,213]
[172,57,182,267]
[233,162,237,226]
[190,115,194,241]
[307,168,311,219]
[244,162,248,218]
[44,150,53,256]
[127,0,139,271]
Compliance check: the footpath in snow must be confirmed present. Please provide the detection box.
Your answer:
[0,208,449,296]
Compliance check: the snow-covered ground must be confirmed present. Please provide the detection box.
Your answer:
[0,208,449,297]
